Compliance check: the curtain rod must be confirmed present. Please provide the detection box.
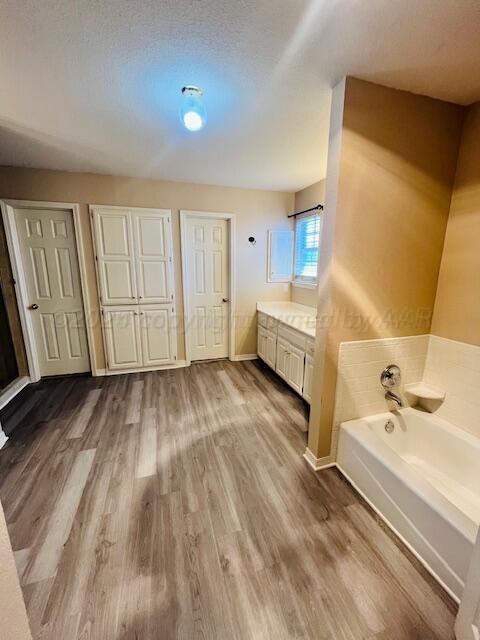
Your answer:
[287,203,323,219]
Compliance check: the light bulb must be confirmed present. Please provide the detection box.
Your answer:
[180,86,206,132]
[183,111,203,132]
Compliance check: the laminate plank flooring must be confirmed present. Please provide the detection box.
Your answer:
[0,360,457,639]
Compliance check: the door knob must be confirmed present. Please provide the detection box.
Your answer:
[222,298,229,303]
[29,303,39,310]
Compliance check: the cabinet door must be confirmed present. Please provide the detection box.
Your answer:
[303,354,313,404]
[275,337,289,381]
[140,305,175,366]
[265,329,277,369]
[92,208,137,305]
[103,306,142,370]
[133,210,173,304]
[257,325,267,362]
[287,343,305,394]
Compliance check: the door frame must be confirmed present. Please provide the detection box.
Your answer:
[180,210,235,365]
[0,199,96,382]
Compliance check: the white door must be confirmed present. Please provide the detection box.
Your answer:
[133,211,172,304]
[15,208,90,376]
[103,306,142,370]
[287,343,305,394]
[140,305,175,366]
[183,216,229,361]
[92,207,137,305]
[265,329,277,369]
[303,354,313,404]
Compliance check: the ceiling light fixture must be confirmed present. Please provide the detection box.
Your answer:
[180,86,206,132]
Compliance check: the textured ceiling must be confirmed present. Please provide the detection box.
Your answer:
[1,0,479,191]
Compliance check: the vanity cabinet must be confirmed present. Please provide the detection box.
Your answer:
[257,307,315,403]
[303,354,314,403]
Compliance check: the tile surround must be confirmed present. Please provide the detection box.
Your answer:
[423,335,480,439]
[331,333,480,457]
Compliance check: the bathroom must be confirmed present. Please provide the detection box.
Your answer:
[277,77,480,636]
[1,3,480,638]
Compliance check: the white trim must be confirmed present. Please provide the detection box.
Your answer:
[303,447,335,471]
[231,354,258,361]
[0,199,95,381]
[336,462,460,604]
[180,210,235,365]
[96,359,188,376]
[72,204,99,375]
[0,376,30,411]
[292,280,317,290]
[0,426,8,449]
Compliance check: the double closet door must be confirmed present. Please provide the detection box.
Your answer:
[91,206,176,371]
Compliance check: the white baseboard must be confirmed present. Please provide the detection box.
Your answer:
[0,376,30,410]
[231,354,258,361]
[0,428,8,449]
[303,447,336,471]
[98,360,189,376]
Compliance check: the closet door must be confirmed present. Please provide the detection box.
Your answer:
[140,305,175,366]
[103,306,142,370]
[92,207,137,305]
[133,210,172,304]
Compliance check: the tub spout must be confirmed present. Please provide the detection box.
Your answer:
[385,390,403,408]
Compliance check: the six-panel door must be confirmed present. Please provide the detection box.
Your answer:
[184,216,229,361]
[15,208,90,376]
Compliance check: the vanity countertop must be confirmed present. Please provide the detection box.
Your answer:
[256,301,317,338]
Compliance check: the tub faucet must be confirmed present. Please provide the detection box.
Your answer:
[385,390,403,408]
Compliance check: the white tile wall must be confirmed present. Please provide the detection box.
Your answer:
[331,333,480,457]
[424,335,480,439]
[331,335,429,456]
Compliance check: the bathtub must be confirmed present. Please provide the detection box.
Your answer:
[337,407,480,602]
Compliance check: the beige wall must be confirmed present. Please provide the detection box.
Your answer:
[308,78,463,459]
[0,499,32,639]
[432,102,480,346]
[0,167,294,367]
[291,180,325,308]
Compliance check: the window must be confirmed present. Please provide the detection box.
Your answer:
[294,214,321,285]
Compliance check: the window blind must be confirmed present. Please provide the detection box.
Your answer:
[294,214,320,282]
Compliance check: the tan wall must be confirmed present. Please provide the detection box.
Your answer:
[309,78,464,458]
[0,499,32,639]
[432,102,480,346]
[291,180,325,307]
[0,167,294,367]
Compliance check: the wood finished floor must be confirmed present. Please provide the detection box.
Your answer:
[0,360,456,639]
